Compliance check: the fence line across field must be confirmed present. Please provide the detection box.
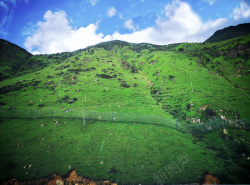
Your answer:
[0,108,248,134]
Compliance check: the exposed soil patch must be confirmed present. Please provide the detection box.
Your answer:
[1,169,117,185]
[199,171,219,184]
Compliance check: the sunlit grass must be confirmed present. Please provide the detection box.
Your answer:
[0,118,227,184]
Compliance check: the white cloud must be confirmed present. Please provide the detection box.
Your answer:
[125,19,136,31]
[1,0,29,38]
[232,1,250,20]
[116,0,227,45]
[0,0,28,10]
[203,0,216,5]
[0,0,16,6]
[108,7,117,17]
[0,1,8,10]
[0,15,7,36]
[22,22,37,36]
[118,13,123,19]
[9,0,16,4]
[24,1,228,54]
[88,0,99,6]
[24,10,112,54]
[111,27,155,44]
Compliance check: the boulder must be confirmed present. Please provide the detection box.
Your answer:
[47,174,64,185]
[68,100,74,104]
[63,169,78,183]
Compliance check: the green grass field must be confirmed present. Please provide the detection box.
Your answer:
[0,117,249,184]
[0,118,218,184]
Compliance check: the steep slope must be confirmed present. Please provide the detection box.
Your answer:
[0,39,79,81]
[205,23,250,43]
[0,42,168,119]
[0,39,32,81]
[0,35,250,123]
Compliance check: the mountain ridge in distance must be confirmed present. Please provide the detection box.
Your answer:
[205,23,250,43]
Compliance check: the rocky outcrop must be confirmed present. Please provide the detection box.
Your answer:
[199,171,219,184]
[1,170,117,185]
[219,43,250,58]
[203,174,219,184]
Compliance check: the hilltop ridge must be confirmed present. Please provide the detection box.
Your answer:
[205,23,250,42]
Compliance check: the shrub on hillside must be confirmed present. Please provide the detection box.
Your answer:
[169,75,175,81]
[62,95,70,101]
[205,108,216,118]
[96,74,113,79]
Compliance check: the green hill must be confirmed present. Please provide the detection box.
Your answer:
[0,39,79,81]
[1,35,250,122]
[0,39,32,81]
[0,32,250,184]
[205,23,250,43]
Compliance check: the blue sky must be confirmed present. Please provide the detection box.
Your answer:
[0,0,250,54]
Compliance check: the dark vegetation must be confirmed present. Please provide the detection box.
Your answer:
[205,23,250,42]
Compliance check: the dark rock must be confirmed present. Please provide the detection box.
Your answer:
[68,100,74,104]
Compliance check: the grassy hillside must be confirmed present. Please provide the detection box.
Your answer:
[205,23,250,43]
[0,39,79,81]
[0,34,250,184]
[1,35,250,122]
